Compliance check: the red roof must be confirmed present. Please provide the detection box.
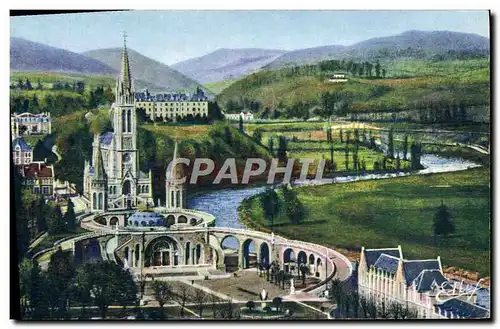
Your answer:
[20,163,53,179]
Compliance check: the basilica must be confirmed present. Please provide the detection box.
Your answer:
[83,37,153,211]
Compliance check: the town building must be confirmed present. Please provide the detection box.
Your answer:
[135,87,209,122]
[83,36,152,212]
[358,246,489,319]
[12,137,33,165]
[11,112,52,138]
[18,162,55,196]
[224,111,254,121]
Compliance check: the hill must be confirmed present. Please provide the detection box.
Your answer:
[82,48,206,92]
[171,48,286,84]
[10,37,117,75]
[217,58,490,122]
[264,30,490,69]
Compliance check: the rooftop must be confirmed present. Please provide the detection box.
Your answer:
[19,162,53,179]
[12,137,32,152]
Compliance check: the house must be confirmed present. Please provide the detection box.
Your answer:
[11,112,52,138]
[358,246,489,319]
[224,111,254,121]
[12,137,33,165]
[328,73,348,83]
[18,162,55,196]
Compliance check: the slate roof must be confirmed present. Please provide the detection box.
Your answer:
[365,248,402,267]
[12,137,32,151]
[373,254,400,274]
[100,132,114,146]
[435,298,489,319]
[402,260,441,285]
[412,269,452,292]
[135,88,208,102]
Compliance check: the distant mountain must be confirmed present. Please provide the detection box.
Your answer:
[171,48,287,84]
[262,45,346,70]
[83,48,205,92]
[10,37,117,75]
[264,30,490,69]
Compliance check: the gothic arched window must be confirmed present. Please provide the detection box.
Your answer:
[122,110,126,133]
[127,110,132,133]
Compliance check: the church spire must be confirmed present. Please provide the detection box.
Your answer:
[93,134,106,181]
[120,31,132,92]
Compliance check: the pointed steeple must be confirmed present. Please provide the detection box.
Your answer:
[120,31,132,92]
[92,134,106,180]
[166,140,183,182]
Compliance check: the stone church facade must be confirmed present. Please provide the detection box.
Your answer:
[83,37,152,212]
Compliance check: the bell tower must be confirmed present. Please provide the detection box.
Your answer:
[112,32,138,184]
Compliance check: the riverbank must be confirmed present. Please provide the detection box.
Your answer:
[238,167,490,277]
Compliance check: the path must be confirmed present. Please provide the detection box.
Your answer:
[28,232,48,250]
[178,280,241,303]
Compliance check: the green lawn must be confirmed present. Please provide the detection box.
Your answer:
[241,168,491,276]
[141,123,212,140]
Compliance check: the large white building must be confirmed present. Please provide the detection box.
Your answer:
[358,246,489,319]
[135,87,209,122]
[83,37,152,212]
[11,112,51,139]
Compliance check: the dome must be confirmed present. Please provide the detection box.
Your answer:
[127,211,165,227]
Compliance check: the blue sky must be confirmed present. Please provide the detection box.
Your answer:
[10,10,490,65]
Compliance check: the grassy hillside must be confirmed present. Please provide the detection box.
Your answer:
[204,78,240,94]
[217,59,490,118]
[240,167,491,276]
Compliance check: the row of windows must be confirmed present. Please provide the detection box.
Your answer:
[15,158,31,164]
[136,102,207,106]
[33,186,50,195]
[147,108,207,113]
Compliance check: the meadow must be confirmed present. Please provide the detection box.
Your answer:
[240,167,491,276]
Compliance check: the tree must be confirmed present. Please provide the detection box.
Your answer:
[375,61,381,78]
[47,204,65,235]
[402,134,409,160]
[64,199,76,232]
[175,284,191,318]
[382,69,386,78]
[387,128,394,158]
[260,188,280,231]
[47,249,76,318]
[299,264,309,286]
[151,281,171,318]
[277,135,288,163]
[193,288,207,318]
[25,79,33,90]
[268,136,274,155]
[74,261,137,319]
[433,202,455,237]
[239,115,244,132]
[280,185,305,225]
[252,129,263,144]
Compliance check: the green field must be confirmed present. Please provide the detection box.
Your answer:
[141,123,212,140]
[241,167,491,276]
